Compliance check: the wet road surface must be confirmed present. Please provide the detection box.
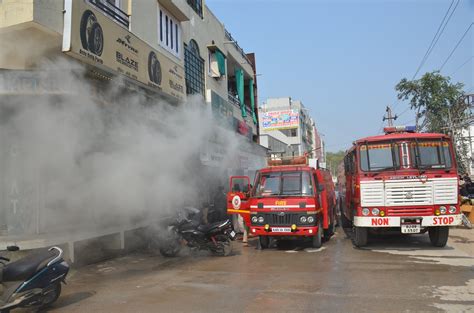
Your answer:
[47,228,474,313]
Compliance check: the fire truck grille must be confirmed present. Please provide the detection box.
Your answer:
[386,207,433,216]
[264,213,299,226]
[360,178,458,207]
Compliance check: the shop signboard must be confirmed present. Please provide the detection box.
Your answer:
[261,110,299,130]
[62,0,185,101]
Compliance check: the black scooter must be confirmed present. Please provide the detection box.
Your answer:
[159,207,236,257]
[0,246,69,312]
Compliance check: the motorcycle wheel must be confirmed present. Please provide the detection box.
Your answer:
[212,236,232,256]
[39,282,61,309]
[159,241,181,257]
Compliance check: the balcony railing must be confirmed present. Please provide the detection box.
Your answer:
[228,94,255,122]
[225,29,252,65]
[88,0,129,28]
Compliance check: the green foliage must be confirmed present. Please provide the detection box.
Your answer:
[326,150,345,177]
[395,71,469,173]
[396,71,465,132]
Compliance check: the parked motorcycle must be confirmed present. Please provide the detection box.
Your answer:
[0,246,69,312]
[159,207,236,257]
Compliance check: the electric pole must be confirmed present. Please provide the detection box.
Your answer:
[383,106,398,127]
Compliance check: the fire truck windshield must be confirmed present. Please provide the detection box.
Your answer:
[360,143,399,171]
[254,171,314,197]
[359,139,453,172]
[410,140,452,169]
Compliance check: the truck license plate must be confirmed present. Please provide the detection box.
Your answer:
[401,224,421,234]
[272,227,291,233]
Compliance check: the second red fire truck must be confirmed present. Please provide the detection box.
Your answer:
[227,156,336,249]
[340,126,462,247]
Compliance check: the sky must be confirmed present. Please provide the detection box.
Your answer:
[206,0,473,152]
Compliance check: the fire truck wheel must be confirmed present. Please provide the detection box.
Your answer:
[428,226,449,247]
[340,212,352,229]
[353,226,368,247]
[324,221,335,240]
[312,220,323,248]
[259,236,270,249]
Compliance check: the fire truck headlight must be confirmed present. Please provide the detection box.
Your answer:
[251,216,258,223]
[258,216,265,223]
[362,208,370,216]
[371,208,380,216]
[439,206,447,215]
[435,208,441,216]
[448,206,456,214]
[307,216,315,223]
[300,216,307,223]
[380,210,385,217]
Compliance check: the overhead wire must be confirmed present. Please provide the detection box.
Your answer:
[411,0,458,80]
[439,22,474,71]
[449,56,474,76]
[393,0,459,119]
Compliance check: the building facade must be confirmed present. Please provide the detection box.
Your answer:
[258,97,324,161]
[0,0,266,238]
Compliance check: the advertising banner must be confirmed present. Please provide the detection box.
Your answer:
[63,0,185,101]
[261,110,299,130]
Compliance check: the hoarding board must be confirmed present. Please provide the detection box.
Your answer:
[62,0,185,101]
[261,110,299,130]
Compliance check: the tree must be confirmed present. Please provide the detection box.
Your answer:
[326,150,345,177]
[395,71,470,173]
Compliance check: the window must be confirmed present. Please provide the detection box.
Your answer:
[359,143,400,172]
[88,0,129,28]
[254,171,313,197]
[208,49,226,78]
[158,6,180,58]
[187,0,203,18]
[409,140,452,169]
[184,40,204,95]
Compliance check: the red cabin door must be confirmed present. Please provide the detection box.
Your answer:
[227,176,251,226]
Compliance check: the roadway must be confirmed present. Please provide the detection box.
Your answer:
[48,228,474,313]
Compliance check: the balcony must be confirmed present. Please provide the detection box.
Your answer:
[228,94,254,120]
[88,0,129,28]
[224,29,252,65]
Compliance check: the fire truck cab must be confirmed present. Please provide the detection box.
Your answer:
[227,156,336,249]
[341,126,462,247]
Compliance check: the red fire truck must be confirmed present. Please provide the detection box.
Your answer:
[227,156,336,249]
[341,126,462,247]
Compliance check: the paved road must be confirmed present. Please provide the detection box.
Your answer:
[48,228,474,313]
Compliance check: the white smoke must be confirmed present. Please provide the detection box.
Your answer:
[0,58,246,236]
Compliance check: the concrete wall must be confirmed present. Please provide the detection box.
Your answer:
[0,0,34,28]
[33,0,63,34]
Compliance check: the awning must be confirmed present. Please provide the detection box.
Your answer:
[215,50,226,76]
[249,78,257,124]
[235,68,246,117]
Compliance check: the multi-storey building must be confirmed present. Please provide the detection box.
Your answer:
[0,0,265,249]
[258,97,324,161]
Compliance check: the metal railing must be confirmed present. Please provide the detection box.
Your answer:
[88,0,129,28]
[228,93,241,108]
[225,29,252,65]
[228,94,255,123]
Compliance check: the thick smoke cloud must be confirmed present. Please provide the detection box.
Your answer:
[0,59,244,236]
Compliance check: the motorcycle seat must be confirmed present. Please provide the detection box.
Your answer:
[197,219,231,233]
[1,249,57,283]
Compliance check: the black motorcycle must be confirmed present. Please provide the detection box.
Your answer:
[0,246,69,312]
[159,207,236,257]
